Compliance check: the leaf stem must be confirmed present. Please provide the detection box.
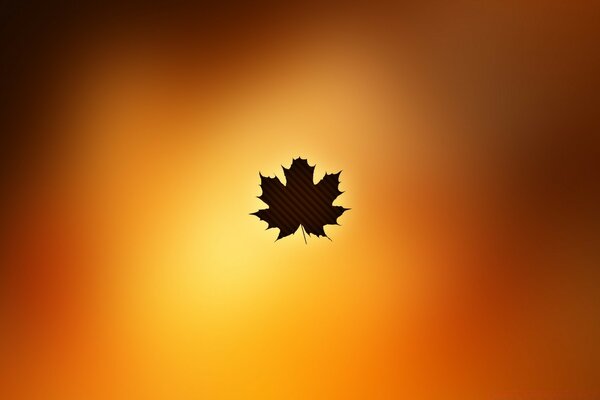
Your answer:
[301,225,307,244]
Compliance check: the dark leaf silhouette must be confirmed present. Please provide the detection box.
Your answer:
[252,157,349,242]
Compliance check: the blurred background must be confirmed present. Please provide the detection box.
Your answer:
[1,1,599,399]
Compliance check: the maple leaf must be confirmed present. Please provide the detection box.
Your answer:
[251,157,349,242]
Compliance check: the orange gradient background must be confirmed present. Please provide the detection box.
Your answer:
[2,2,600,399]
